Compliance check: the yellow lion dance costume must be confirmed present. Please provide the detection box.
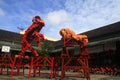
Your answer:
[60,28,88,48]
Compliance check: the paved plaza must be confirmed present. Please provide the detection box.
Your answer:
[0,74,120,80]
[0,70,120,80]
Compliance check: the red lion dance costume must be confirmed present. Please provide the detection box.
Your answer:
[18,15,45,57]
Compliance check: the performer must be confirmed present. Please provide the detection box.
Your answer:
[18,15,45,57]
[60,28,88,48]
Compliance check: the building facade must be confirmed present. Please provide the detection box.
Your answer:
[0,22,120,67]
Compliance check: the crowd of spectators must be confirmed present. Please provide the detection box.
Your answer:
[89,66,120,76]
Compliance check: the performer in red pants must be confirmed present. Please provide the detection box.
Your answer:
[18,15,45,57]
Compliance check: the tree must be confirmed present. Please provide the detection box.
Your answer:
[38,41,55,56]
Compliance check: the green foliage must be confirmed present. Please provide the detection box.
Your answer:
[38,41,55,56]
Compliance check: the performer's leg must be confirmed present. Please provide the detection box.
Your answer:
[19,46,28,55]
[34,32,44,46]
[27,43,39,57]
[18,39,29,57]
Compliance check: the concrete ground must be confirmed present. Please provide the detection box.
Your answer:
[0,70,120,80]
[0,74,120,80]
